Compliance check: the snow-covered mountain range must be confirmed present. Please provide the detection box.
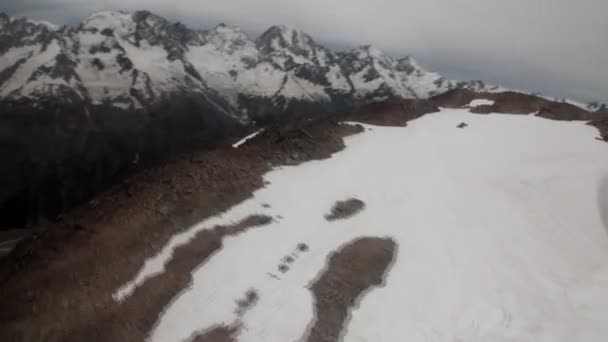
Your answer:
[0,10,507,122]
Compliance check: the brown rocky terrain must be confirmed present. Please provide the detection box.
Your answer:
[344,99,439,126]
[325,198,366,221]
[303,237,397,342]
[0,212,272,341]
[190,289,259,342]
[430,89,589,117]
[0,99,435,341]
[586,111,608,141]
[191,325,239,342]
[0,120,359,341]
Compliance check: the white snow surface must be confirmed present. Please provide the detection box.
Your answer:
[232,129,264,148]
[469,99,496,107]
[115,108,608,342]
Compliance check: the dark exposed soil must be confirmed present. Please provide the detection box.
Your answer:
[297,243,310,252]
[191,325,239,342]
[429,88,480,108]
[589,116,608,141]
[304,237,397,342]
[283,255,295,263]
[235,289,259,317]
[325,198,366,221]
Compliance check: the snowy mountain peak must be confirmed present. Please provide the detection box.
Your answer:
[1,9,510,117]
[81,11,134,33]
[205,24,250,47]
[257,24,312,46]
[352,44,387,60]
[256,25,324,61]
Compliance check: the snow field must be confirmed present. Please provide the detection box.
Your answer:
[119,108,608,341]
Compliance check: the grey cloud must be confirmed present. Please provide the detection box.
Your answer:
[3,0,607,103]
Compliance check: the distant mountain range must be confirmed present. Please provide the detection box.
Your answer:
[0,10,508,120]
[1,10,605,119]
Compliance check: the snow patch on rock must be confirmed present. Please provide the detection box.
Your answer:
[469,99,496,107]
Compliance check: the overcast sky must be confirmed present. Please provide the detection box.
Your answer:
[4,0,608,103]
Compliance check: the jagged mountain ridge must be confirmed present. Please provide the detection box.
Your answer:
[0,10,501,121]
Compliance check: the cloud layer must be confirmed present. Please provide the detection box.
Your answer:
[5,0,608,103]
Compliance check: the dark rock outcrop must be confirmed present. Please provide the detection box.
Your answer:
[430,89,592,119]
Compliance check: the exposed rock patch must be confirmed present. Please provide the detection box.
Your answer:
[297,243,310,252]
[325,198,366,221]
[235,289,259,317]
[589,116,608,142]
[190,325,239,342]
[190,288,259,342]
[62,214,270,341]
[303,237,396,342]
[283,255,295,264]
